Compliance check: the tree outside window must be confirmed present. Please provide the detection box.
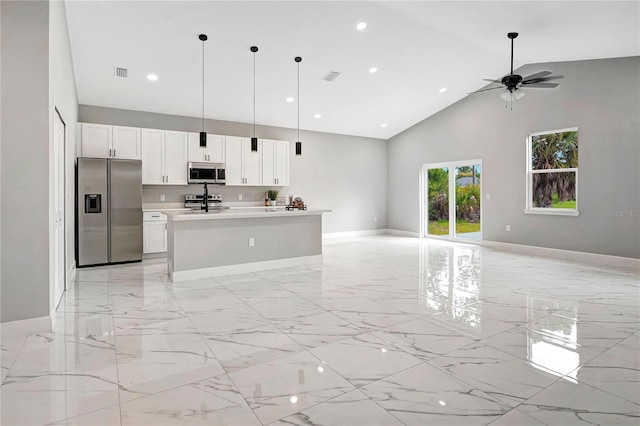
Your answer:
[526,128,579,215]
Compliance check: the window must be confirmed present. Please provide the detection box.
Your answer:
[525,128,579,216]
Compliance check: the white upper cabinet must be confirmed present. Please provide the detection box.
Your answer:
[262,139,289,186]
[141,128,164,184]
[225,136,262,186]
[187,133,225,163]
[141,129,187,185]
[81,123,111,158]
[81,123,140,159]
[164,131,188,185]
[112,126,141,159]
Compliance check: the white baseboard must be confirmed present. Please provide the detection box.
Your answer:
[1,316,51,339]
[171,255,323,282]
[482,240,640,271]
[385,229,421,238]
[322,229,386,240]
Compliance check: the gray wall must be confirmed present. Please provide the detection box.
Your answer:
[79,105,388,233]
[1,1,51,322]
[388,57,640,259]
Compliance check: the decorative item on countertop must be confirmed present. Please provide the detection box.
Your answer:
[267,189,279,206]
[286,196,307,210]
[276,196,286,206]
[264,191,269,206]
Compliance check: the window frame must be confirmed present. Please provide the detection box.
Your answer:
[525,127,580,216]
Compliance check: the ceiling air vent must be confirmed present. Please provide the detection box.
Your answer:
[322,70,341,82]
[114,67,128,78]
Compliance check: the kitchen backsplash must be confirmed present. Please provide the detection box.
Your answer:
[142,184,289,204]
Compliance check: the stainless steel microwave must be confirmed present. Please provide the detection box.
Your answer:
[187,162,226,184]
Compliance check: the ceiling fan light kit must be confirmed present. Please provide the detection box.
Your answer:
[470,32,562,108]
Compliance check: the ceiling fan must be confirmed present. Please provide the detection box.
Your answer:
[471,32,562,103]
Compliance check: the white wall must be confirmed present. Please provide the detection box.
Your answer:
[50,0,79,284]
[78,105,388,233]
[388,57,640,259]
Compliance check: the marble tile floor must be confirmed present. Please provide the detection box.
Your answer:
[1,236,639,425]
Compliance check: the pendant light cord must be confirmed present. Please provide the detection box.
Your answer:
[202,38,205,133]
[253,50,256,138]
[297,60,300,142]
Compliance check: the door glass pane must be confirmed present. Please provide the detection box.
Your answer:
[427,167,449,236]
[455,164,481,240]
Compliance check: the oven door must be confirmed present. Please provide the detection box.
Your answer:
[188,163,218,184]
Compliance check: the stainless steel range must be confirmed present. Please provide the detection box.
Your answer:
[184,193,229,211]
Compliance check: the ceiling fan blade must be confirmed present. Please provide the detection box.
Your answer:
[468,86,504,94]
[521,82,559,88]
[522,71,551,81]
[523,75,564,84]
[482,78,503,83]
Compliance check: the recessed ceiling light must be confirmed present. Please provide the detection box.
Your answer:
[286,97,294,103]
[290,396,298,404]
[381,123,388,128]
[314,114,322,119]
[369,67,378,73]
[146,73,158,81]
[439,87,447,93]
[356,22,367,30]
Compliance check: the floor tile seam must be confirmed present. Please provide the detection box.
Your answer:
[0,336,29,385]
[505,373,640,416]
[261,387,407,426]
[422,346,566,409]
[42,398,123,426]
[188,283,304,371]
[113,359,231,407]
[160,290,231,367]
[223,357,315,426]
[478,336,618,379]
[561,365,640,406]
[484,406,544,425]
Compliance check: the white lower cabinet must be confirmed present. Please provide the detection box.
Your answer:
[143,212,167,254]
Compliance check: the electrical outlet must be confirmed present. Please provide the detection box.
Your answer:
[238,194,243,201]
[248,237,255,247]
[160,194,165,201]
[486,193,491,200]
[506,225,511,232]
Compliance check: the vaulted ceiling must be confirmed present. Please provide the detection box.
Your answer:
[65,1,640,139]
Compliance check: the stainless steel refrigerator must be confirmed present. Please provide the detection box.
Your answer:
[76,158,143,267]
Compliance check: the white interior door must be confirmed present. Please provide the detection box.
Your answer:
[53,110,66,310]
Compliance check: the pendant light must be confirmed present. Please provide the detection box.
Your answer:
[294,56,302,156]
[250,46,259,152]
[199,34,207,147]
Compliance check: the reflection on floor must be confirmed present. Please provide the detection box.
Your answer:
[1,236,638,425]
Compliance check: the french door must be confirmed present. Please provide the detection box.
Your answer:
[422,159,482,241]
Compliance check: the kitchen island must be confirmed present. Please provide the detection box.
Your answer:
[166,208,330,282]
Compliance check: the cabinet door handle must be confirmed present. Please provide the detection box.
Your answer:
[114,149,116,157]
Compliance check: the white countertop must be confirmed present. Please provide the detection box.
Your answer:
[166,208,331,221]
